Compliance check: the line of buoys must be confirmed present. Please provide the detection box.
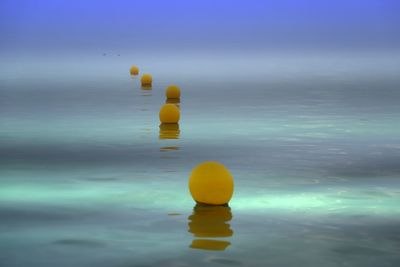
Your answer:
[130,65,234,207]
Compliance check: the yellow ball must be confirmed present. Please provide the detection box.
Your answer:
[159,104,180,123]
[165,85,181,99]
[130,65,139,75]
[141,74,152,87]
[189,162,234,205]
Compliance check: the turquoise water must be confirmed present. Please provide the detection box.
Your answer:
[1,52,400,266]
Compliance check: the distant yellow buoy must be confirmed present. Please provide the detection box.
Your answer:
[165,85,181,99]
[189,162,234,205]
[130,65,139,75]
[159,104,180,124]
[141,74,152,87]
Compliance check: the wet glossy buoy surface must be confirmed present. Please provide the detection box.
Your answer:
[189,161,234,205]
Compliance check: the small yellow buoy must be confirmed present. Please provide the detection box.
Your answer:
[130,65,139,75]
[159,104,180,124]
[189,162,234,205]
[141,74,152,87]
[165,85,181,99]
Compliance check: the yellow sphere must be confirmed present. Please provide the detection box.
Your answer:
[165,85,181,99]
[189,162,234,205]
[130,65,139,75]
[141,74,152,87]
[159,104,180,123]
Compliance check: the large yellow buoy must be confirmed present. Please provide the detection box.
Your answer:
[141,74,152,87]
[165,85,181,99]
[189,162,234,205]
[159,104,180,124]
[130,65,139,75]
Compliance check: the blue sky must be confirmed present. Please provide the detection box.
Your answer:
[1,0,399,53]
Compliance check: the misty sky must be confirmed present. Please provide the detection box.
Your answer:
[1,0,400,54]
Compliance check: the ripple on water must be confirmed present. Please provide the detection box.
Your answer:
[332,245,387,256]
[53,239,106,248]
[206,257,243,265]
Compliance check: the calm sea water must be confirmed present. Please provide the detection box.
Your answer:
[1,51,400,267]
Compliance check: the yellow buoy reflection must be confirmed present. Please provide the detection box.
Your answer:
[141,86,152,91]
[190,239,230,251]
[159,123,180,139]
[165,98,180,104]
[188,204,233,251]
[165,98,180,109]
[160,146,179,152]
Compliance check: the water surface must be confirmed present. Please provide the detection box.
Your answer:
[1,51,400,266]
